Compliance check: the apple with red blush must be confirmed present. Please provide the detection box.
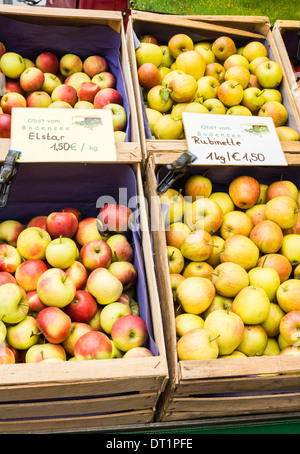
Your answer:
[0,113,11,138]
[27,215,48,231]
[65,260,87,290]
[83,55,108,78]
[64,290,98,323]
[15,259,48,292]
[35,51,59,74]
[26,290,47,316]
[79,239,112,271]
[36,306,72,344]
[46,211,78,239]
[93,88,123,108]
[77,81,101,102]
[97,203,133,233]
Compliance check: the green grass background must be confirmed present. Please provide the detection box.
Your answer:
[132,0,300,26]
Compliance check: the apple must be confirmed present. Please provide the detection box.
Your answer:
[0,41,5,57]
[0,320,6,344]
[266,180,298,202]
[103,103,127,131]
[257,253,292,283]
[211,36,237,61]
[280,346,300,356]
[277,279,300,312]
[159,44,175,68]
[203,294,233,319]
[261,302,285,338]
[168,34,194,59]
[75,217,103,246]
[6,315,40,350]
[27,91,52,108]
[246,204,266,225]
[36,267,76,308]
[0,244,21,273]
[106,234,134,263]
[0,346,15,365]
[182,261,213,280]
[86,267,123,305]
[51,84,78,107]
[111,314,148,352]
[0,113,11,138]
[177,327,219,360]
[36,306,72,344]
[159,189,184,227]
[145,108,163,134]
[25,342,66,363]
[108,261,137,291]
[99,301,132,335]
[0,52,26,78]
[264,196,298,229]
[40,72,62,94]
[194,42,215,64]
[74,330,112,360]
[226,105,252,116]
[175,49,206,80]
[250,219,283,254]
[62,322,93,357]
[79,239,112,271]
[1,92,27,114]
[211,262,249,298]
[205,62,226,83]
[77,81,100,102]
[256,61,283,88]
[280,234,300,266]
[185,198,223,234]
[88,306,103,331]
[169,273,185,303]
[123,347,153,358]
[0,219,24,247]
[27,215,48,230]
[35,51,59,74]
[228,175,261,209]
[167,73,198,103]
[165,222,191,251]
[136,42,163,67]
[236,324,268,357]
[63,290,97,324]
[45,237,78,269]
[5,77,24,95]
[184,174,212,201]
[220,210,253,239]
[91,71,116,90]
[66,72,91,91]
[181,229,214,262]
[248,266,281,302]
[257,184,269,204]
[223,54,250,70]
[65,260,88,290]
[147,84,174,113]
[98,204,133,235]
[46,211,78,239]
[175,313,204,337]
[83,55,108,78]
[224,65,251,89]
[0,271,16,286]
[19,67,44,92]
[176,276,215,315]
[153,115,183,140]
[232,285,270,325]
[219,351,247,359]
[26,290,47,316]
[15,259,48,292]
[93,88,123,108]
[258,101,288,127]
[117,294,139,316]
[280,310,300,345]
[0,283,28,324]
[183,102,209,114]
[242,41,268,62]
[217,80,244,107]
[75,101,94,109]
[204,309,244,355]
[294,264,300,279]
[261,88,282,103]
[48,101,72,108]
[140,34,158,44]
[165,245,184,274]
[59,53,82,77]
[276,126,300,141]
[206,235,225,268]
[242,87,265,112]
[221,235,260,271]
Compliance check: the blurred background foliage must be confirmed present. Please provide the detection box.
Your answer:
[131,0,300,26]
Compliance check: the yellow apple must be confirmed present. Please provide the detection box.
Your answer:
[175,313,204,337]
[176,276,215,314]
[232,285,271,325]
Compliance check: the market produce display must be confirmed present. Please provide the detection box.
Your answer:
[0,205,152,364]
[160,173,300,360]
[135,33,300,141]
[0,43,127,141]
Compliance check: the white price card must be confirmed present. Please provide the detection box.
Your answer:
[10,107,117,162]
[182,112,287,166]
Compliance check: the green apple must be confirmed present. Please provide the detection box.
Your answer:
[145,107,162,134]
[262,337,281,356]
[196,75,220,101]
[45,237,78,269]
[206,235,225,268]
[256,183,269,204]
[0,283,29,324]
[37,268,76,308]
[159,188,185,225]
[86,267,123,305]
[203,98,226,114]
[136,42,163,68]
[25,342,66,363]
[175,313,205,337]
[194,42,215,64]
[167,245,185,274]
[236,324,268,357]
[248,266,281,301]
[0,52,26,78]
[153,114,183,139]
[261,88,282,103]
[6,315,40,350]
[99,301,131,335]
[280,234,300,266]
[232,285,270,325]
[242,87,265,112]
[226,105,252,116]
[147,84,173,113]
[183,102,209,114]
[260,302,285,337]
[256,60,283,88]
[176,276,215,315]
[159,45,175,68]
[0,320,6,344]
[204,309,244,356]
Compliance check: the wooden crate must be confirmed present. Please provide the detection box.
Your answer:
[126,11,300,160]
[0,4,144,164]
[272,20,300,119]
[144,154,300,423]
[0,160,168,433]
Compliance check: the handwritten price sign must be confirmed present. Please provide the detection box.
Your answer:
[182,112,287,167]
[10,107,117,162]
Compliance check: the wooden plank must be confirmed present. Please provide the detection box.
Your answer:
[0,410,154,434]
[0,392,157,420]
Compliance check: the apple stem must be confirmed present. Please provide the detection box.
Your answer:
[211,334,221,343]
[31,330,40,337]
[261,255,268,268]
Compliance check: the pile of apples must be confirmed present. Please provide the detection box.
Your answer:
[0,42,127,141]
[0,204,153,365]
[136,33,300,142]
[160,173,300,360]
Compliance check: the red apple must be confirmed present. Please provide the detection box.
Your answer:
[98,204,133,233]
[26,290,47,316]
[65,260,87,290]
[51,84,78,107]
[27,215,48,230]
[0,271,16,286]
[229,175,261,209]
[35,51,59,74]
[74,330,112,360]
[60,206,82,222]
[77,81,101,102]
[46,211,78,239]
[64,290,98,323]
[0,113,11,138]
[80,239,112,271]
[111,314,148,352]
[106,234,134,262]
[138,62,161,90]
[280,310,300,345]
[83,55,108,78]
[93,88,123,108]
[108,261,137,291]
[62,321,93,357]
[15,259,48,292]
[5,78,24,95]
[36,306,72,344]
[266,180,299,203]
[19,67,44,92]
